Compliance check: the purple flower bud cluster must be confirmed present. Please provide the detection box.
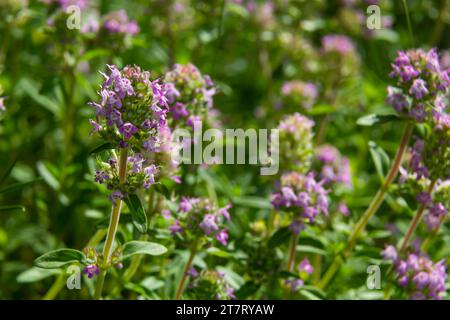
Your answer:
[188,269,236,300]
[284,257,314,292]
[298,257,314,275]
[167,197,232,246]
[141,125,181,184]
[315,145,352,188]
[41,0,88,11]
[278,113,315,173]
[387,49,449,122]
[382,245,447,300]
[82,264,99,278]
[424,180,450,231]
[89,64,169,152]
[102,10,139,36]
[280,80,318,110]
[408,117,449,181]
[271,171,329,234]
[82,247,100,279]
[95,154,158,203]
[164,63,217,129]
[321,35,356,55]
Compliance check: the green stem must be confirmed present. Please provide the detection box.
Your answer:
[174,242,198,300]
[43,273,66,300]
[318,123,413,290]
[43,229,107,299]
[287,233,299,273]
[402,0,415,47]
[94,270,106,300]
[94,147,128,299]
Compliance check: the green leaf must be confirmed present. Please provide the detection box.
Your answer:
[306,104,335,116]
[124,194,148,234]
[36,161,60,190]
[357,114,400,126]
[89,142,113,155]
[140,276,165,291]
[0,159,17,186]
[235,281,260,299]
[296,245,327,256]
[153,183,170,199]
[232,196,272,210]
[0,178,41,194]
[17,267,61,283]
[17,78,60,115]
[368,141,391,181]
[121,241,167,260]
[268,227,292,248]
[34,249,86,269]
[0,205,26,212]
[299,289,322,300]
[206,247,232,258]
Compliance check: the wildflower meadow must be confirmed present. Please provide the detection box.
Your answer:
[0,0,449,302]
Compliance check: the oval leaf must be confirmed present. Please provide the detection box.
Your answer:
[357,114,400,126]
[34,249,86,269]
[268,227,292,248]
[17,267,61,283]
[121,241,167,260]
[124,194,148,234]
[89,142,113,155]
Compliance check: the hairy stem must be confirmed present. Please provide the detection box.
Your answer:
[94,147,128,299]
[318,123,413,289]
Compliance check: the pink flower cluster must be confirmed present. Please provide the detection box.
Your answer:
[382,245,447,300]
[272,171,329,234]
[167,197,232,246]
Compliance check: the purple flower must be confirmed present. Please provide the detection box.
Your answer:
[298,258,314,275]
[171,102,189,119]
[0,97,5,111]
[218,204,232,221]
[416,191,432,207]
[381,245,398,262]
[409,103,427,122]
[109,190,124,204]
[82,264,99,279]
[89,119,102,134]
[316,145,339,163]
[119,122,138,140]
[413,272,430,290]
[288,219,304,234]
[186,266,198,277]
[179,197,193,213]
[337,202,349,216]
[169,219,183,234]
[199,214,219,235]
[409,79,429,100]
[216,229,229,246]
[285,278,304,292]
[103,10,139,36]
[386,87,409,113]
[321,35,355,55]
